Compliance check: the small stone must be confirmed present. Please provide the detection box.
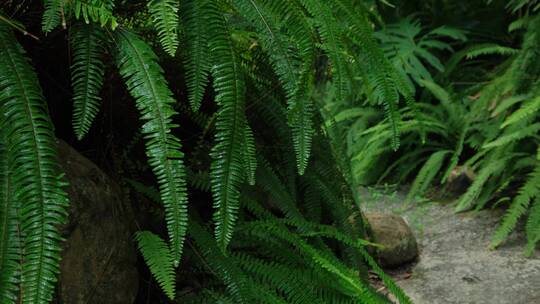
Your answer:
[365,212,418,268]
[446,165,475,195]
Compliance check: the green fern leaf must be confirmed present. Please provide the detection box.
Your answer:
[299,0,348,102]
[148,0,179,56]
[0,24,70,304]
[70,23,106,140]
[115,30,188,266]
[491,164,540,248]
[0,131,20,304]
[69,0,117,29]
[482,123,540,149]
[465,43,519,59]
[234,0,314,174]
[206,0,247,251]
[42,0,63,32]
[525,196,540,256]
[189,221,252,302]
[492,94,528,117]
[501,96,540,128]
[406,150,450,204]
[135,231,176,299]
[242,123,257,185]
[455,156,506,212]
[180,0,211,111]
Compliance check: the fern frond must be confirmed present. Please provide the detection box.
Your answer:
[441,125,467,183]
[241,123,257,185]
[359,250,413,304]
[69,0,117,29]
[243,221,380,301]
[501,96,540,128]
[125,178,162,204]
[465,43,519,59]
[189,221,253,303]
[70,23,106,140]
[491,163,540,248]
[482,123,540,149]
[234,253,325,304]
[148,0,179,56]
[405,150,450,204]
[455,155,506,212]
[115,30,188,266]
[492,94,528,117]
[419,79,451,103]
[42,0,63,32]
[206,0,247,251]
[0,131,20,304]
[135,231,176,299]
[234,0,314,174]
[525,196,540,256]
[299,0,347,102]
[0,24,70,304]
[180,0,211,111]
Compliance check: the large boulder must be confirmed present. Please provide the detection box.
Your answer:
[365,212,418,268]
[57,140,138,304]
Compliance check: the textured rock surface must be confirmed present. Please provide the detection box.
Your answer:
[57,140,138,304]
[365,212,418,268]
[361,188,540,304]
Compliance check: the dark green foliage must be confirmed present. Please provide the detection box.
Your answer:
[115,29,188,266]
[0,131,19,304]
[147,0,179,56]
[0,23,69,303]
[0,0,417,302]
[331,3,540,254]
[70,23,106,140]
[205,0,248,251]
[180,0,211,111]
[135,231,176,299]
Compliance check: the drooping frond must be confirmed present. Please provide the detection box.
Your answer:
[135,231,176,299]
[500,96,540,128]
[115,30,188,266]
[465,43,520,59]
[334,0,405,149]
[234,0,315,174]
[241,123,257,185]
[0,130,20,304]
[147,0,179,56]
[525,196,540,256]
[405,150,450,204]
[299,0,348,102]
[206,0,248,251]
[482,123,540,149]
[180,0,211,111]
[455,156,506,212]
[491,163,540,248]
[243,220,380,302]
[42,0,63,32]
[70,23,106,140]
[68,0,117,29]
[188,221,253,303]
[0,24,70,304]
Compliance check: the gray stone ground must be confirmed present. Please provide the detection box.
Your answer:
[360,187,540,304]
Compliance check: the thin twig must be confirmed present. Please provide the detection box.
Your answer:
[0,14,39,40]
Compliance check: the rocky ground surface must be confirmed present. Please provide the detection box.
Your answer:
[360,188,540,304]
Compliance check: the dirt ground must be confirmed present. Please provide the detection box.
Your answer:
[361,188,540,304]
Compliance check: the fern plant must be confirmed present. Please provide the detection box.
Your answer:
[0,22,70,303]
[336,4,540,255]
[0,0,413,302]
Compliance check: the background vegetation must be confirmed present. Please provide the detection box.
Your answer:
[0,0,539,303]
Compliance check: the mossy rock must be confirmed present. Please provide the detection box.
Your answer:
[365,212,418,268]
